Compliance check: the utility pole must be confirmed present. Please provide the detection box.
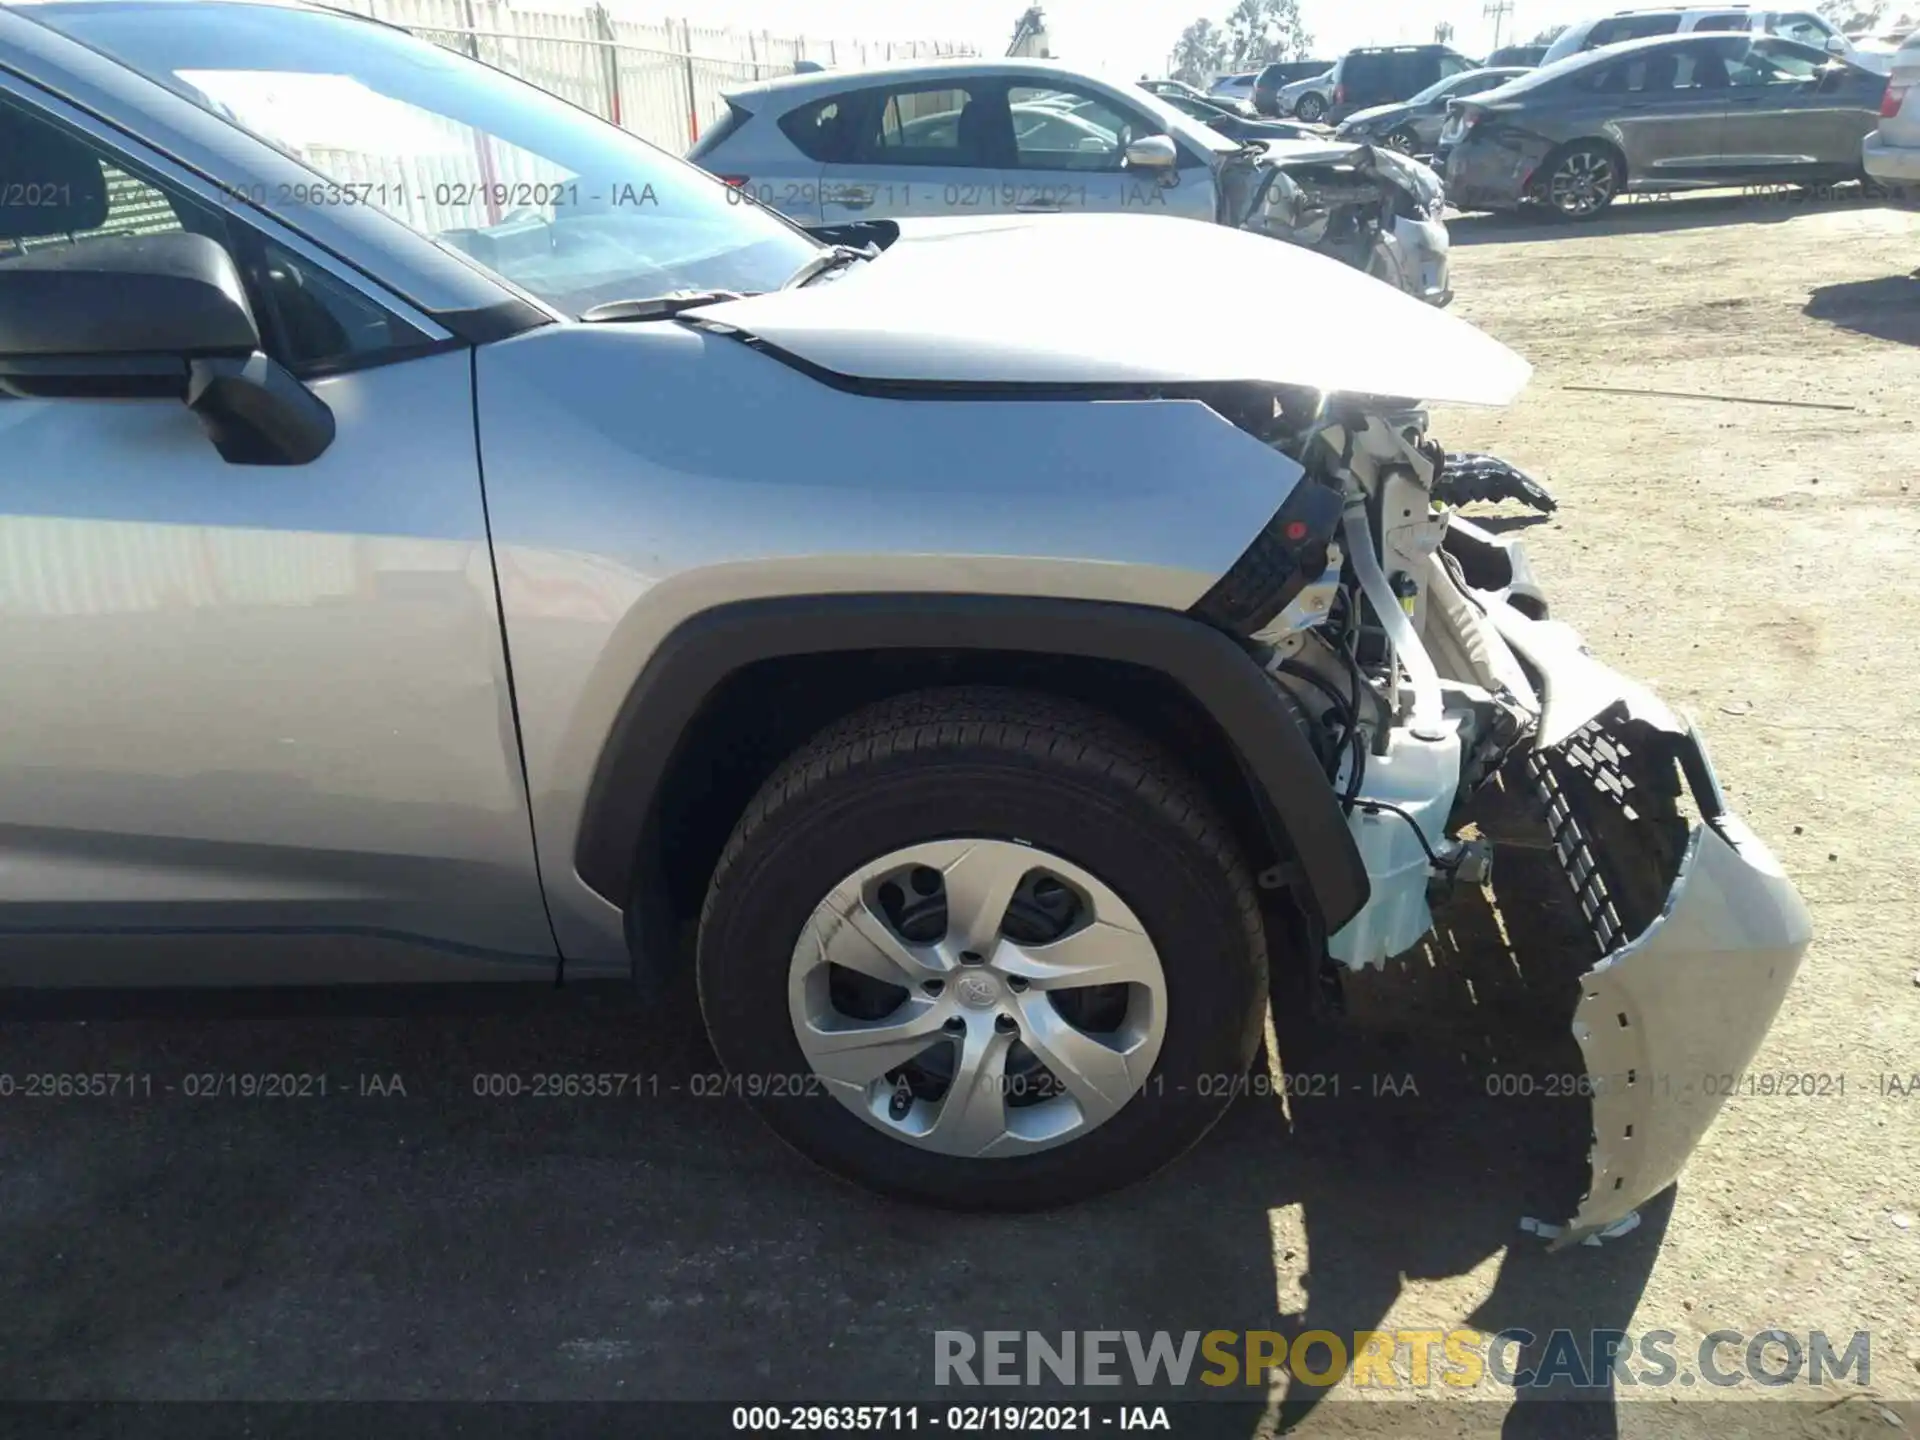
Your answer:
[1483,0,1513,50]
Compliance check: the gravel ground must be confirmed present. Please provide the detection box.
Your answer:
[2,191,1917,1439]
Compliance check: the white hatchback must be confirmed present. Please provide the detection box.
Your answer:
[688,57,1455,305]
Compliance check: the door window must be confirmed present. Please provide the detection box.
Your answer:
[1008,85,1143,170]
[1693,12,1754,30]
[861,83,1005,167]
[777,96,856,163]
[0,95,428,375]
[1580,55,1677,92]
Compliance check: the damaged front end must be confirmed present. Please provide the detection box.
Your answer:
[1211,393,1811,1243]
[1219,142,1453,306]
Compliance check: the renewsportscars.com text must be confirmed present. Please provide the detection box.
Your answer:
[933,1328,1871,1390]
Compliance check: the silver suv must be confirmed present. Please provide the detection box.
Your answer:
[1542,5,1893,72]
[0,0,1809,1233]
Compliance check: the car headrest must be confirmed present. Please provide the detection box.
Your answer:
[0,118,110,242]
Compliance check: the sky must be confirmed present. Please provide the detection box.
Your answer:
[611,0,1607,77]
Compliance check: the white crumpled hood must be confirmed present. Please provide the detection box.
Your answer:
[703,212,1532,406]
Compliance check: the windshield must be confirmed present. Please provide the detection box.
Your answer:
[28,0,821,316]
[1408,69,1497,104]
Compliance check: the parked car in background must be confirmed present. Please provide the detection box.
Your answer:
[1484,43,1550,67]
[1335,66,1529,156]
[1209,70,1259,105]
[1253,59,1335,114]
[1442,31,1891,217]
[1542,6,1894,74]
[1326,44,1481,123]
[1276,67,1336,121]
[1141,76,1251,114]
[691,59,1454,303]
[1863,28,1920,200]
[1148,88,1328,142]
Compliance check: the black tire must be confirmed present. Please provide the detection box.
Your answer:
[696,686,1270,1210]
[1384,126,1420,155]
[1295,92,1328,124]
[1535,141,1623,220]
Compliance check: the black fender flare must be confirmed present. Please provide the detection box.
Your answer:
[575,593,1369,957]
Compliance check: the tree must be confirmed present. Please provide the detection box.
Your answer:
[1817,0,1884,29]
[1171,16,1230,83]
[1434,20,1455,43]
[1223,0,1315,68]
[1528,22,1569,43]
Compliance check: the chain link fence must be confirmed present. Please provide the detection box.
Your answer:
[326,0,975,154]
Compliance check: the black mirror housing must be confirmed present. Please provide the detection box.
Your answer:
[188,352,336,466]
[0,231,335,465]
[0,231,260,358]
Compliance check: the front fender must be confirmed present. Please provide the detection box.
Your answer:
[580,594,1370,979]
[472,323,1320,970]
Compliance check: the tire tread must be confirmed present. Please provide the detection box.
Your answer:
[703,687,1263,962]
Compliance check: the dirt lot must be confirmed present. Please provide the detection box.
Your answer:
[2,193,1918,1438]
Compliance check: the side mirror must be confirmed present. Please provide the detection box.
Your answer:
[0,231,334,465]
[1124,134,1179,169]
[1825,33,1848,54]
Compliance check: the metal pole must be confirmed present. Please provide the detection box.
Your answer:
[681,17,700,146]
[591,4,622,126]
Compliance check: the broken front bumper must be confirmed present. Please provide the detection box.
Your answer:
[1491,605,1813,1243]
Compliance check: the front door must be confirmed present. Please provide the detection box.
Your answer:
[1003,81,1214,222]
[1720,37,1886,177]
[0,88,553,983]
[819,77,1015,224]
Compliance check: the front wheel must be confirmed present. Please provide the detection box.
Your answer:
[695,687,1270,1210]
[1295,92,1328,124]
[1383,126,1420,155]
[1538,142,1622,219]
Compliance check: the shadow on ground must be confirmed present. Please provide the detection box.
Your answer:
[1804,272,1920,346]
[0,780,1666,1436]
[1449,186,1887,245]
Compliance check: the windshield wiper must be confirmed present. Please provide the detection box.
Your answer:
[579,290,749,323]
[782,244,873,290]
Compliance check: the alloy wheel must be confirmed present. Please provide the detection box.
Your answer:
[1548,149,1617,217]
[787,838,1168,1158]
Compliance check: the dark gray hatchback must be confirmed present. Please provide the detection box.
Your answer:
[1440,31,1889,216]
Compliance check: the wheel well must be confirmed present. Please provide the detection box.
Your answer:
[1532,136,1627,192]
[646,651,1292,939]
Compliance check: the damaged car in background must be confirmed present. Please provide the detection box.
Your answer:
[689,57,1454,305]
[2,0,1807,1247]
